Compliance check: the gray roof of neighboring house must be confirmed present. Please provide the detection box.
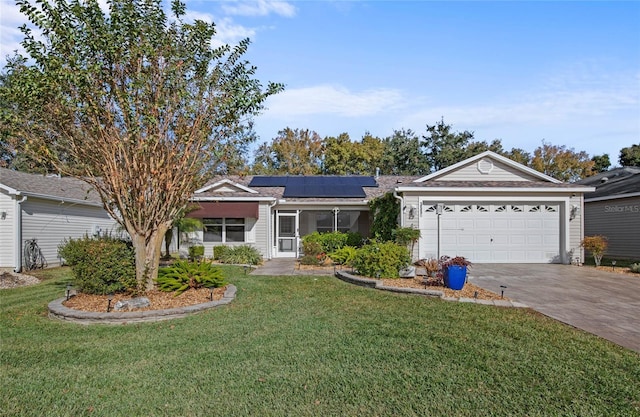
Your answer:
[576,167,640,200]
[0,168,103,205]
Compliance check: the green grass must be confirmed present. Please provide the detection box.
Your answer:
[2,266,639,416]
[583,257,639,268]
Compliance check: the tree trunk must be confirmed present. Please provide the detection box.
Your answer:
[131,226,168,291]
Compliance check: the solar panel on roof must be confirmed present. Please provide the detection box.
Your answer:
[249,175,377,197]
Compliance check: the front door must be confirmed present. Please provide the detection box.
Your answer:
[276,212,299,257]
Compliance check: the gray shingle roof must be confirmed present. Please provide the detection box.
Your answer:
[0,168,103,205]
[577,167,640,199]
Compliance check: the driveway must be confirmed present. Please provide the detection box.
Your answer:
[469,264,640,353]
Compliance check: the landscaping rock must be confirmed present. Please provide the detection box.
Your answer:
[114,297,151,311]
[399,266,416,278]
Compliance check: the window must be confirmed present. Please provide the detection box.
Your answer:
[424,205,436,213]
[315,212,333,233]
[460,205,472,213]
[544,205,557,213]
[203,218,245,242]
[476,205,489,212]
[511,205,523,212]
[494,205,507,212]
[528,205,541,212]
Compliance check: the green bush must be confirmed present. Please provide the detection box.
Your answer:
[302,231,362,253]
[300,240,324,265]
[188,245,205,260]
[328,246,357,266]
[58,234,136,294]
[156,260,226,296]
[351,241,410,278]
[213,245,230,260]
[217,245,263,265]
[630,263,640,274]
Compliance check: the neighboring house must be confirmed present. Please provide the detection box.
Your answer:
[188,151,594,264]
[577,167,640,260]
[0,168,119,271]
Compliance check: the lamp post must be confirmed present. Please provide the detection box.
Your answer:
[107,293,114,312]
[65,284,72,301]
[500,285,507,299]
[612,260,617,271]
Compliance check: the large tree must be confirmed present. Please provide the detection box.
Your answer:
[421,118,475,172]
[531,141,595,182]
[252,128,323,175]
[322,132,385,175]
[379,128,430,175]
[619,144,640,167]
[1,0,283,289]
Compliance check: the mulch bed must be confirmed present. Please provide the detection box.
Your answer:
[62,286,226,313]
[381,276,507,301]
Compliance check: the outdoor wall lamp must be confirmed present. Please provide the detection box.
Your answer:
[570,204,580,220]
[0,210,6,220]
[107,293,114,312]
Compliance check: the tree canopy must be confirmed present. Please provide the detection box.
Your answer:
[1,0,283,288]
[619,144,640,167]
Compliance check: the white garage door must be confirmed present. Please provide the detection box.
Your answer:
[418,202,560,263]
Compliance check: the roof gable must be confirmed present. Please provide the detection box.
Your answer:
[414,151,561,184]
[195,179,258,194]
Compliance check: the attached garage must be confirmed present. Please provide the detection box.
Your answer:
[419,201,561,263]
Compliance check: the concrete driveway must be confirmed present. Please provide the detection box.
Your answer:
[469,264,640,353]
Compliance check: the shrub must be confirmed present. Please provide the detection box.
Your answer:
[630,263,640,274]
[188,245,205,261]
[156,260,226,296]
[302,231,362,254]
[217,245,262,265]
[351,241,410,278]
[581,235,608,266]
[300,240,324,265]
[328,246,357,266]
[58,234,136,294]
[213,245,230,260]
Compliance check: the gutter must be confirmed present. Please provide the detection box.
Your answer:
[14,195,27,273]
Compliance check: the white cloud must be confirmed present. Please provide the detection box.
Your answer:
[264,84,406,118]
[221,0,296,17]
[0,0,28,61]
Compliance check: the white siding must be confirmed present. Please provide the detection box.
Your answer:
[20,197,118,267]
[0,193,15,268]
[568,194,584,263]
[437,158,541,182]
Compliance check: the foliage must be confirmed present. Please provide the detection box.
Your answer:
[216,245,262,265]
[302,231,360,254]
[591,154,611,173]
[421,117,475,172]
[156,260,226,296]
[440,255,472,268]
[392,227,421,247]
[352,241,411,278]
[300,240,325,265]
[415,257,439,275]
[378,128,430,175]
[213,245,230,260]
[581,235,608,266]
[58,234,137,294]
[188,245,205,261]
[531,141,596,182]
[1,0,283,289]
[252,128,323,174]
[619,144,640,167]
[164,206,203,258]
[368,192,400,242]
[322,132,385,175]
[328,246,357,266]
[630,263,640,274]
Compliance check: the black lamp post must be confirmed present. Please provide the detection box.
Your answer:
[207,286,215,301]
[107,293,114,312]
[65,284,72,301]
[500,285,507,299]
[612,260,617,271]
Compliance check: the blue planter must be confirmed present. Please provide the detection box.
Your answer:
[446,265,467,290]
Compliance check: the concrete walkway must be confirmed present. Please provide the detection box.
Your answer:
[469,264,640,353]
[251,258,336,276]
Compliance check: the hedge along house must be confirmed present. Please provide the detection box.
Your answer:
[576,166,640,260]
[188,151,594,264]
[0,168,119,272]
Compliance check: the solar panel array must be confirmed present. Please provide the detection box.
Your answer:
[248,176,378,198]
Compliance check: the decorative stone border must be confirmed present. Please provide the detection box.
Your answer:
[48,285,237,324]
[335,271,528,308]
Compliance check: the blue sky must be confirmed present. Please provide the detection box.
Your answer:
[2,1,639,164]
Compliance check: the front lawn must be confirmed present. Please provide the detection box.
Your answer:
[1,266,639,416]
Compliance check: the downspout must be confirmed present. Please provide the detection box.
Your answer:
[14,195,27,273]
[393,190,404,227]
[268,199,277,259]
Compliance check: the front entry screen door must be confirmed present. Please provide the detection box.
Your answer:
[277,213,298,257]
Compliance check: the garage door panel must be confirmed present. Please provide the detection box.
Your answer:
[419,201,561,263]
